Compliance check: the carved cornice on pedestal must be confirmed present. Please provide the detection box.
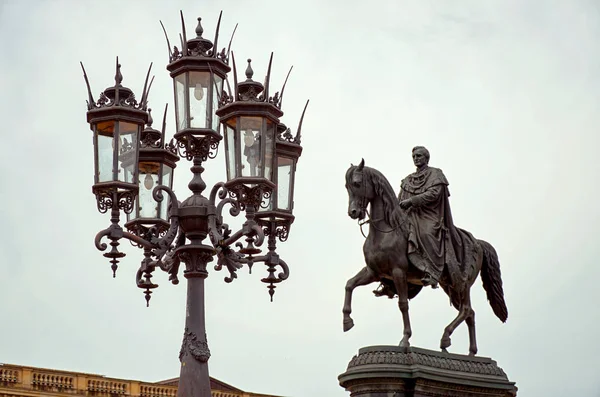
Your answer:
[339,346,517,397]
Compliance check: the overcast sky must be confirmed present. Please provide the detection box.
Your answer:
[1,0,599,396]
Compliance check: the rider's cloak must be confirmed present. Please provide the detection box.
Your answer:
[399,166,479,295]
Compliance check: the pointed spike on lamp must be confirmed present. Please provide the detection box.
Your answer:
[139,63,154,110]
[213,11,223,55]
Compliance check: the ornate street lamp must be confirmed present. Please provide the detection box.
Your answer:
[81,11,307,397]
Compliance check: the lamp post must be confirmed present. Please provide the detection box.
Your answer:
[81,11,307,397]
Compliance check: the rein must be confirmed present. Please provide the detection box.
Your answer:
[358,209,403,238]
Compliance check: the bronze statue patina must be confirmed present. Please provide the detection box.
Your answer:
[342,149,508,355]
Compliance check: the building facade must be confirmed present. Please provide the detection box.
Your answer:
[0,364,282,397]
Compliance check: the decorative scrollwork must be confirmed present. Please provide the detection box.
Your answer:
[141,134,161,148]
[159,244,182,285]
[188,42,213,57]
[126,224,163,243]
[96,92,113,107]
[169,44,228,64]
[214,245,245,283]
[218,90,233,107]
[120,92,139,108]
[239,86,262,102]
[268,91,281,108]
[94,89,145,110]
[179,328,211,363]
[216,47,228,63]
[227,183,273,212]
[179,250,215,277]
[165,138,178,155]
[266,225,290,242]
[277,126,295,143]
[175,134,220,161]
[117,191,135,214]
[96,193,114,214]
[149,187,180,260]
[259,190,272,210]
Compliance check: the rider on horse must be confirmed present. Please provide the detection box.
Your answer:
[344,155,508,354]
[376,146,464,295]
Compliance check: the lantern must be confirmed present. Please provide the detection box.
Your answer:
[82,60,149,214]
[216,58,283,196]
[256,100,308,231]
[166,17,230,150]
[125,108,179,235]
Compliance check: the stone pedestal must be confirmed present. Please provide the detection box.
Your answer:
[338,346,517,397]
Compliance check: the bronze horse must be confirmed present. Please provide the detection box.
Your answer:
[342,159,507,355]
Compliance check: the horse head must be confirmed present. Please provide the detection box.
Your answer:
[345,158,374,220]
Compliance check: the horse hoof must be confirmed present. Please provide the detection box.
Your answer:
[343,318,355,332]
[399,339,410,348]
[440,337,451,350]
[441,348,449,354]
[469,349,477,357]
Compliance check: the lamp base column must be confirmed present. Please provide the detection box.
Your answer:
[176,244,214,397]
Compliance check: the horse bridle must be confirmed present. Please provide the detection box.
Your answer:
[352,165,401,238]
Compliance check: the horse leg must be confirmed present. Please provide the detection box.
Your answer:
[343,267,376,332]
[391,267,412,348]
[440,292,472,353]
[466,307,477,356]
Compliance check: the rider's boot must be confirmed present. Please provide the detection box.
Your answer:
[421,272,439,289]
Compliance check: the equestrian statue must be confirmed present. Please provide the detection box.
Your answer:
[342,146,508,356]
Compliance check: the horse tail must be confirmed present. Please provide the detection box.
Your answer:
[478,239,508,323]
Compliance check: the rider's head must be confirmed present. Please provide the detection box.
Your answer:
[412,146,430,168]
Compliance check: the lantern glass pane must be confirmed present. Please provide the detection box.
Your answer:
[189,72,210,129]
[117,121,139,184]
[211,74,223,131]
[224,120,237,181]
[264,120,275,181]
[138,161,160,218]
[277,156,294,211]
[159,165,173,220]
[95,120,115,182]
[174,73,187,131]
[239,117,263,178]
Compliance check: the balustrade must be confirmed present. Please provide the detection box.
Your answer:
[0,365,262,397]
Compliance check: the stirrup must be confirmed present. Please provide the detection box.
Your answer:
[421,274,438,288]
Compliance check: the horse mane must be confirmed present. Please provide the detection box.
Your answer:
[347,165,408,234]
